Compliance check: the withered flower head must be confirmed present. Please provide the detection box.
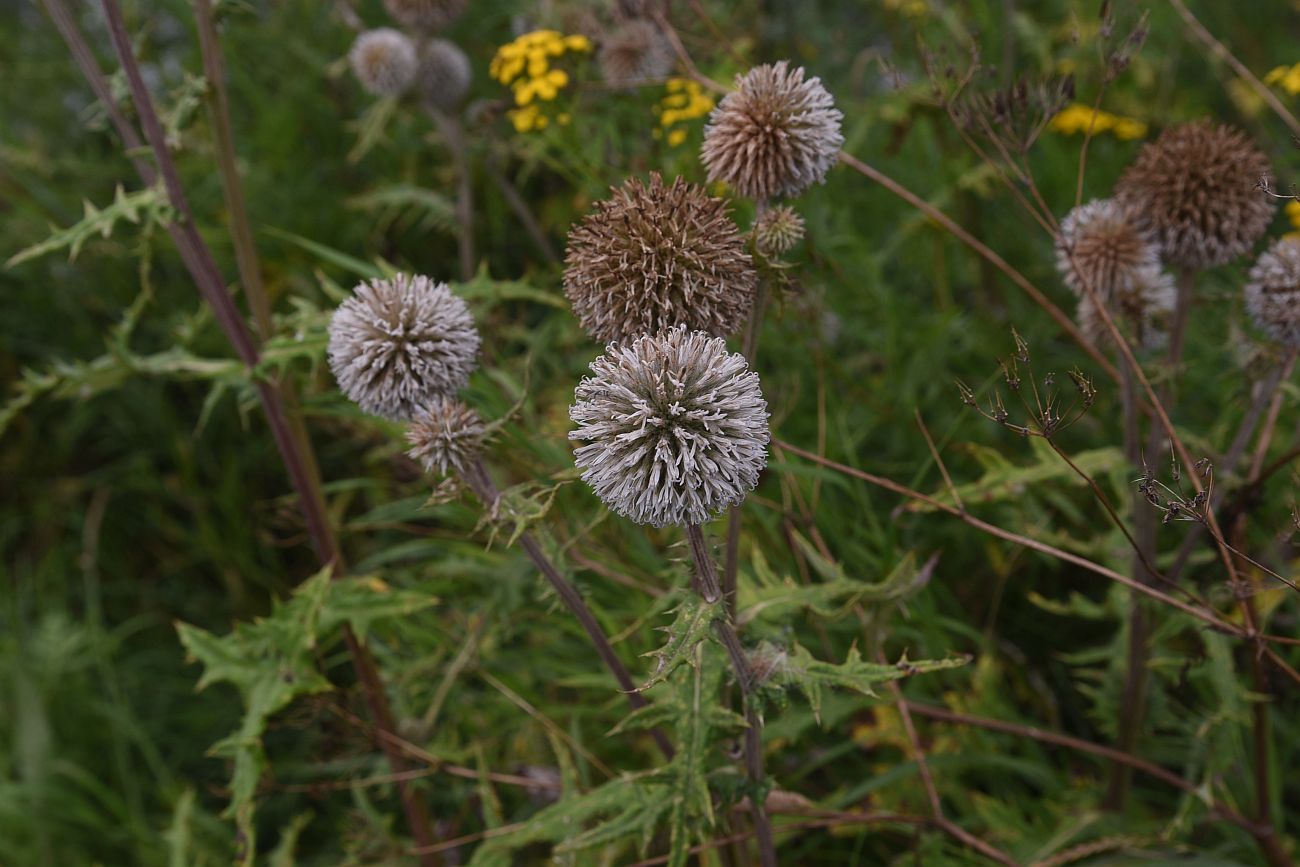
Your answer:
[563,173,757,343]
[598,18,674,87]
[383,0,467,32]
[702,61,844,201]
[1245,237,1300,347]
[405,397,487,476]
[569,327,769,528]
[1116,121,1275,269]
[753,204,805,256]
[349,29,418,97]
[328,274,479,420]
[1076,265,1176,350]
[1055,199,1160,298]
[416,38,472,111]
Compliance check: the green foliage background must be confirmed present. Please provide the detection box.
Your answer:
[2,0,1299,864]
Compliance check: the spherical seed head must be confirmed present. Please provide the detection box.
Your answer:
[598,19,674,87]
[1245,237,1300,347]
[569,327,770,528]
[349,29,418,97]
[416,38,472,110]
[1076,265,1176,351]
[1116,121,1275,269]
[405,397,487,476]
[328,274,480,421]
[702,61,844,201]
[563,173,757,344]
[1055,199,1159,299]
[383,0,467,32]
[754,204,805,256]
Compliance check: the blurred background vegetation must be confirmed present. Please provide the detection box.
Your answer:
[3,0,1299,864]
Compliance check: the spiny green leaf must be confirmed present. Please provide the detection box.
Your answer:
[781,644,971,723]
[637,595,721,692]
[347,183,456,235]
[6,185,171,267]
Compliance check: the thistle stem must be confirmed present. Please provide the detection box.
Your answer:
[684,523,777,867]
[465,458,674,760]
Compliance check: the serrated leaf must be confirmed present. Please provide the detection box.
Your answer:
[637,596,720,692]
[782,644,971,723]
[7,184,171,267]
[347,183,456,235]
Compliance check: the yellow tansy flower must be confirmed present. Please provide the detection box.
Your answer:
[1049,102,1147,140]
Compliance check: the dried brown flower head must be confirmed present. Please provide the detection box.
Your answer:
[416,38,472,110]
[753,204,805,256]
[328,274,479,420]
[563,173,757,343]
[1055,199,1160,297]
[1116,121,1275,269]
[383,0,467,32]
[405,397,487,476]
[1245,237,1300,347]
[1076,266,1176,350]
[598,18,674,87]
[349,29,418,97]
[702,61,844,201]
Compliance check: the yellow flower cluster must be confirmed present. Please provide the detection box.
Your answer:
[1285,200,1300,239]
[1265,63,1300,95]
[1049,102,1147,140]
[490,30,591,132]
[653,78,714,147]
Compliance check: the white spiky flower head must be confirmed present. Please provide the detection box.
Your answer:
[349,28,418,97]
[1245,237,1300,347]
[1076,265,1177,351]
[1055,199,1160,298]
[569,327,770,528]
[702,61,844,201]
[328,274,479,421]
[416,38,472,111]
[405,397,487,476]
[598,18,674,87]
[754,204,805,256]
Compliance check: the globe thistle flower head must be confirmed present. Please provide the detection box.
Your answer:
[1245,237,1300,347]
[598,19,674,87]
[328,274,480,421]
[754,204,805,256]
[569,327,770,528]
[1055,199,1160,298]
[349,29,418,97]
[563,173,757,343]
[405,397,487,477]
[702,61,844,201]
[383,0,467,32]
[1116,120,1275,269]
[416,38,472,110]
[1076,265,1176,351]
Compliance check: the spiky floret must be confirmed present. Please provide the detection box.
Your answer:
[754,204,805,255]
[1116,120,1274,269]
[1056,199,1160,297]
[349,29,418,97]
[1076,265,1176,350]
[569,327,769,527]
[1245,237,1300,347]
[383,0,467,32]
[598,18,674,87]
[328,274,479,421]
[563,173,757,343]
[405,397,487,476]
[416,38,472,110]
[701,61,844,201]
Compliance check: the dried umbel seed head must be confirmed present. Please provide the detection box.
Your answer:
[702,61,844,201]
[328,274,480,421]
[1245,237,1300,347]
[405,397,487,477]
[1055,199,1160,298]
[569,327,770,528]
[563,173,757,343]
[1076,265,1176,351]
[598,18,674,87]
[753,204,805,256]
[383,0,467,32]
[416,38,472,111]
[1116,121,1275,269]
[349,29,418,97]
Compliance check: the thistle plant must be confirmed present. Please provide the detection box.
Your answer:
[348,28,418,97]
[1245,237,1300,348]
[383,0,467,33]
[753,203,805,257]
[598,18,674,87]
[415,37,472,111]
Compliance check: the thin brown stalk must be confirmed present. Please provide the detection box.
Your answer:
[915,410,963,510]
[426,107,475,280]
[484,155,559,263]
[684,524,778,867]
[464,458,674,760]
